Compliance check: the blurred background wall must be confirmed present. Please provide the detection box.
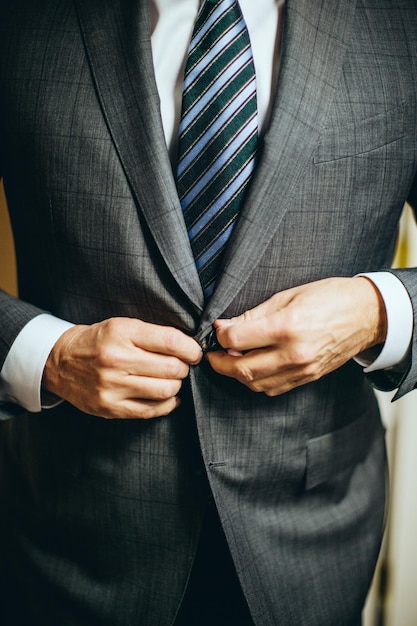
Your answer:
[364,205,417,626]
[0,180,17,296]
[1,180,417,625]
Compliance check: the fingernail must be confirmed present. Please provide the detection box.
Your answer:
[215,318,232,328]
[226,349,243,356]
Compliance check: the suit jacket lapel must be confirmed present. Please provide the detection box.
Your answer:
[203,0,358,322]
[74,0,204,310]
[74,0,358,321]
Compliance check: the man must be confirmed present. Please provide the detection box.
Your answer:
[0,0,416,624]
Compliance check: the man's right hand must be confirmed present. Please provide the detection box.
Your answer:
[42,317,203,419]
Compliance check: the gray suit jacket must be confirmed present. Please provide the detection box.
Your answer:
[0,0,416,624]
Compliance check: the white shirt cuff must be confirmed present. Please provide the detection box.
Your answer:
[355,272,413,372]
[0,314,74,412]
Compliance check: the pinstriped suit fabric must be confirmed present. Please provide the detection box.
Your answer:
[0,1,417,625]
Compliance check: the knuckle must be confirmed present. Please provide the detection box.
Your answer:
[102,317,122,337]
[141,399,176,420]
[281,309,302,339]
[140,404,159,420]
[159,400,178,418]
[289,347,314,367]
[236,364,257,386]
[236,366,252,385]
[303,362,322,382]
[264,388,279,397]
[95,367,113,390]
[248,380,264,393]
[158,381,177,401]
[225,326,240,348]
[97,345,117,367]
[165,358,187,379]
[164,328,181,352]
[95,388,112,413]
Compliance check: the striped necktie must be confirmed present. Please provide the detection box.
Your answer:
[176,0,258,300]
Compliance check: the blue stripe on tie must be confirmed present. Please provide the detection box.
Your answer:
[178,50,253,150]
[188,2,233,51]
[177,79,255,178]
[183,20,245,88]
[195,221,236,270]
[203,283,215,298]
[187,157,256,240]
[176,0,258,300]
[179,114,257,209]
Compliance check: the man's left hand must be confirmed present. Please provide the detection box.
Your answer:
[206,277,387,396]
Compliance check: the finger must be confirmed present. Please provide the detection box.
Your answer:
[206,349,315,396]
[83,376,183,419]
[215,290,293,329]
[206,347,287,385]
[246,371,312,396]
[129,320,203,364]
[100,348,192,381]
[98,396,181,420]
[95,318,201,374]
[116,374,183,402]
[214,310,289,352]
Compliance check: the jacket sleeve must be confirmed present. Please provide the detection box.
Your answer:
[0,177,49,419]
[0,180,47,371]
[367,173,417,399]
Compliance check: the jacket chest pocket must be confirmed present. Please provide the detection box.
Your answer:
[314,103,405,164]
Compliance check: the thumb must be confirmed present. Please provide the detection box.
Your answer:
[213,292,295,352]
[212,310,270,352]
[214,298,277,330]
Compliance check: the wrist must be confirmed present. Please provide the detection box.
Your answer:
[355,276,388,349]
[42,324,88,396]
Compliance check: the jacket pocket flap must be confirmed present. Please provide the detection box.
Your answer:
[305,409,380,490]
[314,103,405,164]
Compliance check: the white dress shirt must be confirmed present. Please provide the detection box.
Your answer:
[0,0,412,412]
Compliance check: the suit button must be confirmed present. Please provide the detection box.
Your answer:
[201,327,221,353]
